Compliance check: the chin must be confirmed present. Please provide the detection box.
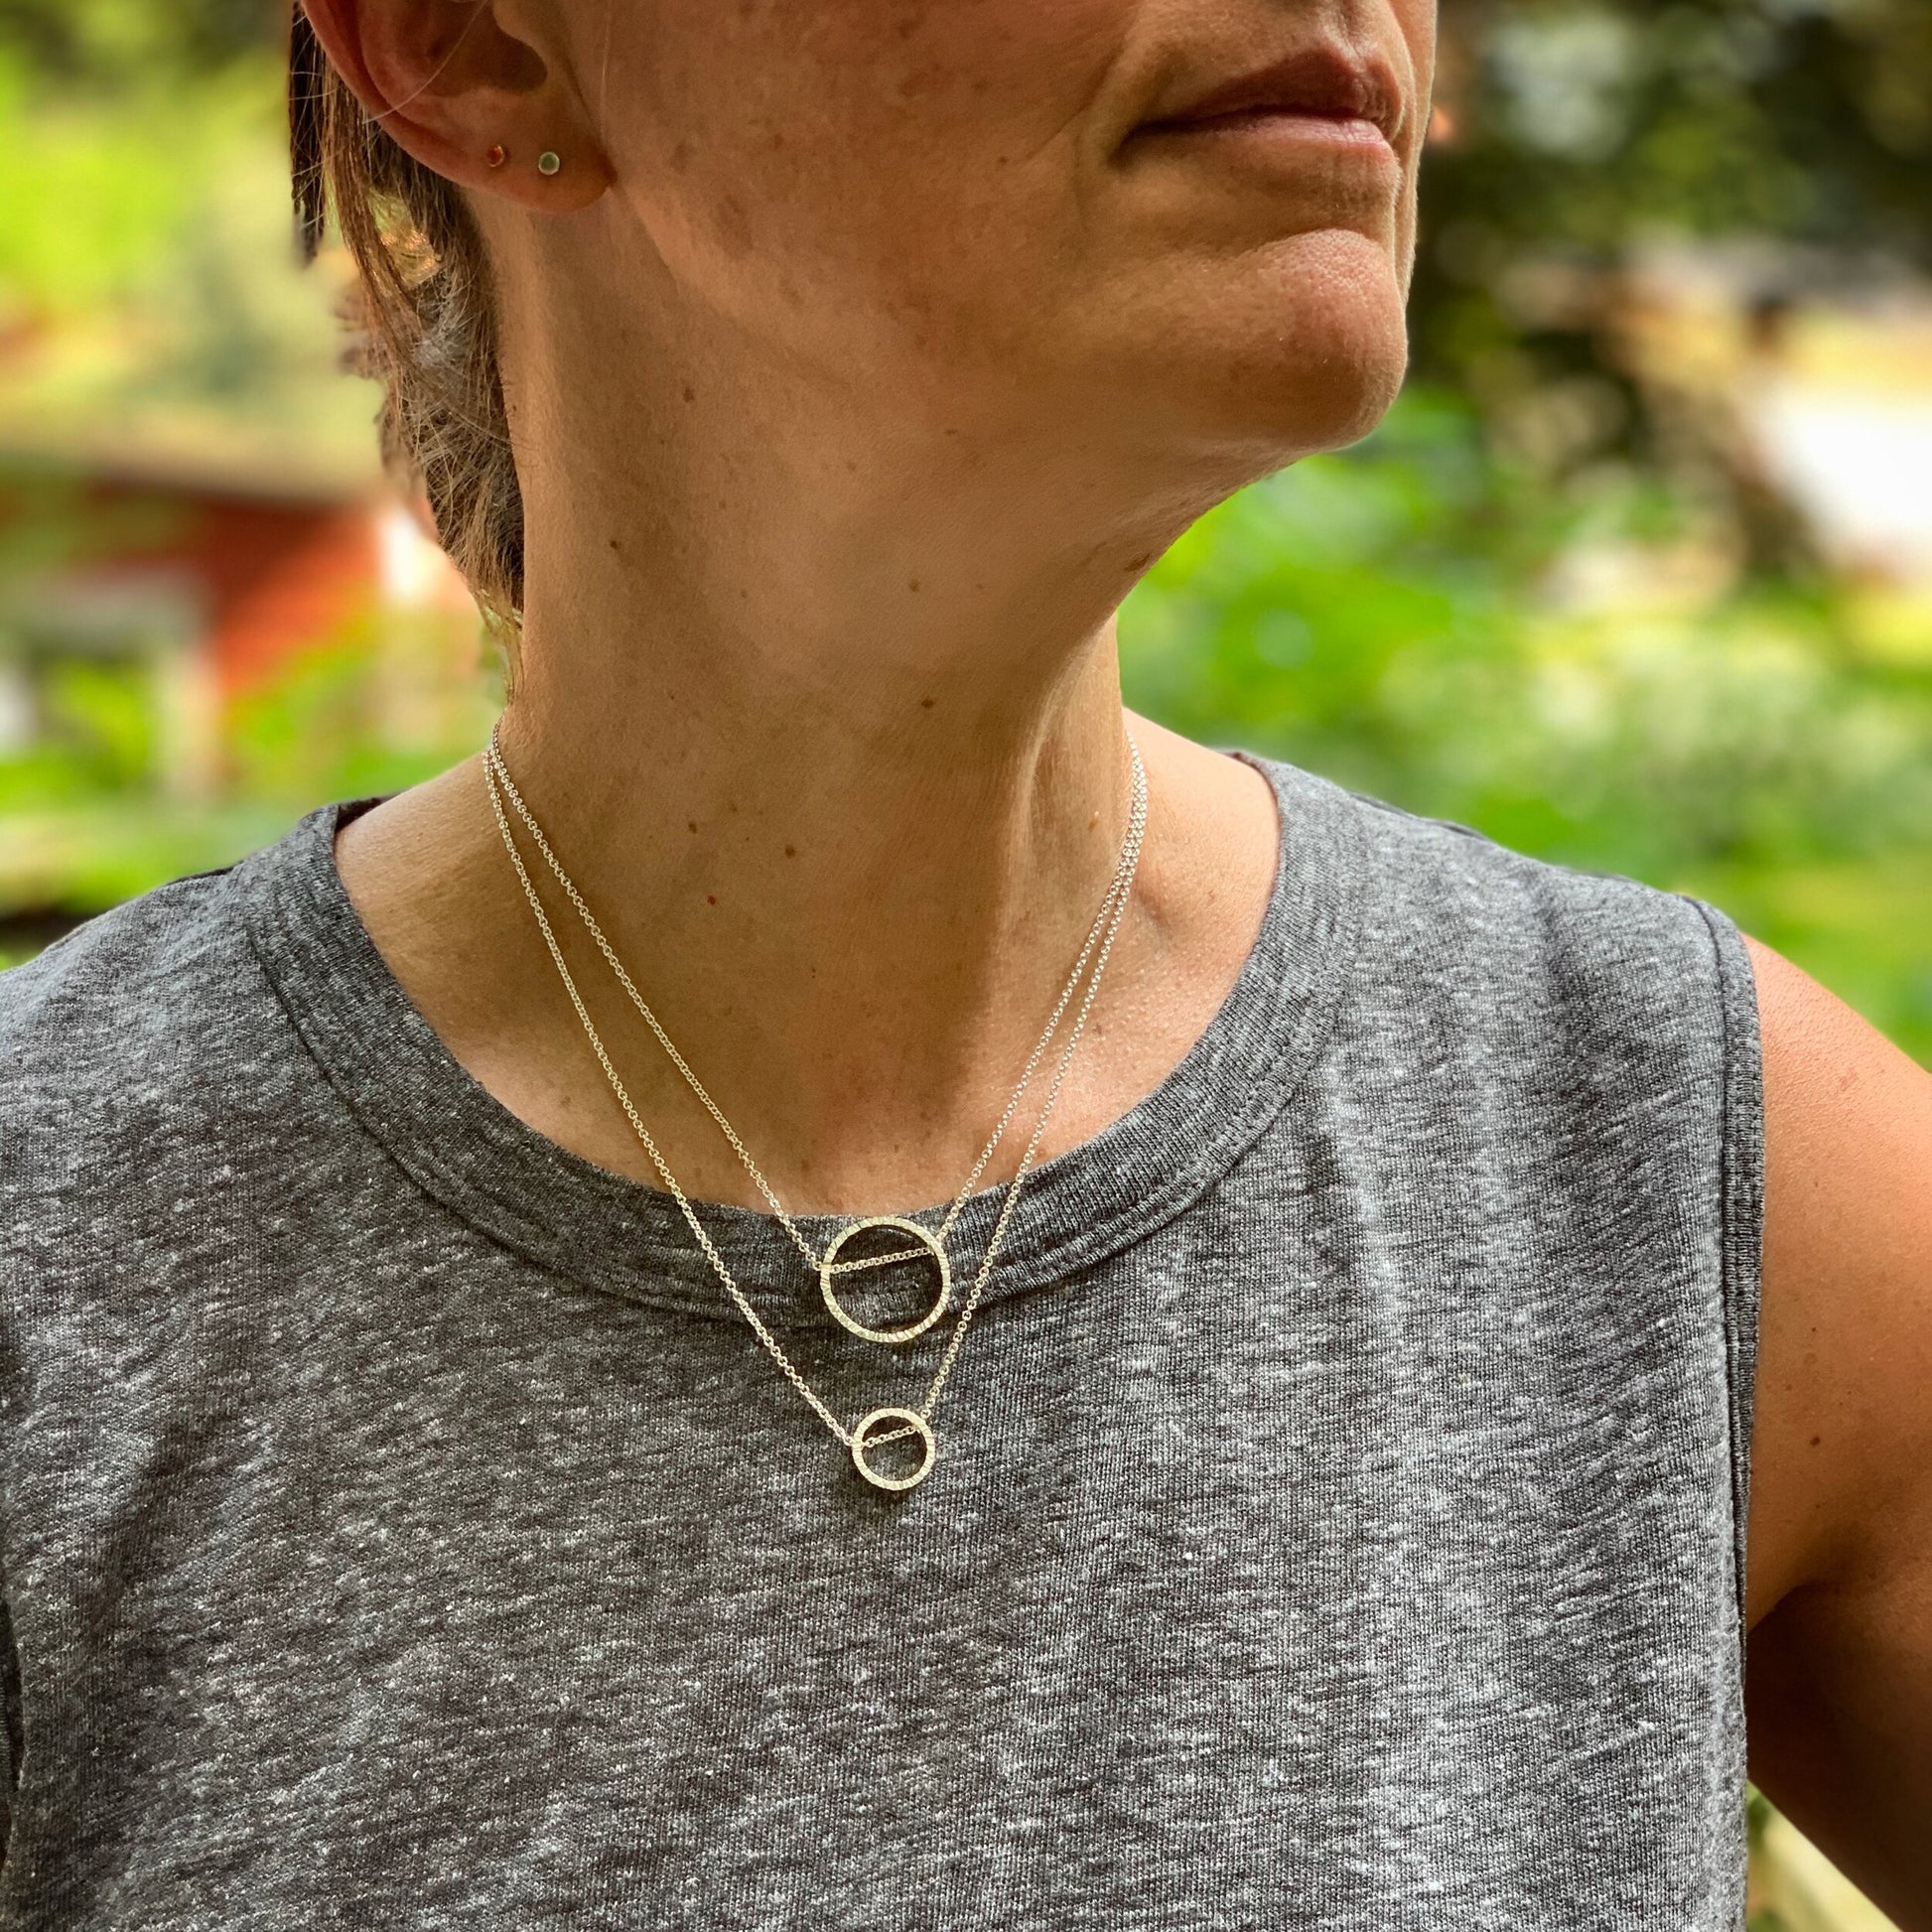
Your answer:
[1106,234,1414,471]
[1233,320,1411,462]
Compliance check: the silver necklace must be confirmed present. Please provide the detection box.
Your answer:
[481,723,1148,1491]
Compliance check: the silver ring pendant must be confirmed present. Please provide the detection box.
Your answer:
[850,1407,937,1491]
[819,1215,951,1345]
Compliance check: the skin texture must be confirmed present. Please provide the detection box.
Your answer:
[1741,935,1932,1924]
[298,1,1932,1913]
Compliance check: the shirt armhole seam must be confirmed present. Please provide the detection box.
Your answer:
[1685,894,1765,1667]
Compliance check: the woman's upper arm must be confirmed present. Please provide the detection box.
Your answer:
[1741,931,1932,1929]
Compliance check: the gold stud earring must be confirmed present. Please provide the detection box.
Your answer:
[485,144,507,169]
[537,151,562,177]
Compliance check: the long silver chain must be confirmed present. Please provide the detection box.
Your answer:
[483,730,1144,1283]
[480,722,1148,1486]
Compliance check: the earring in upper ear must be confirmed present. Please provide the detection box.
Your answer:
[485,145,507,169]
[537,151,562,177]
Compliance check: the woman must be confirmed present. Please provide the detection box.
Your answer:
[0,1,1926,1924]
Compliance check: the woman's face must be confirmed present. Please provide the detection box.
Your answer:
[578,0,1436,478]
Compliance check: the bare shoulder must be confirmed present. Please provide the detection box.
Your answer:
[1745,933,1932,1621]
[1742,931,1932,1923]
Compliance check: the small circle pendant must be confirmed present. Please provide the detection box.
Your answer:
[819,1215,951,1345]
[851,1407,936,1491]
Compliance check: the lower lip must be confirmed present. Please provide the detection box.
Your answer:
[1136,108,1396,163]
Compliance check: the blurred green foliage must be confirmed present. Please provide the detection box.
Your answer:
[0,614,498,914]
[0,0,272,81]
[1121,389,1932,1061]
[1416,0,1931,543]
[0,1,376,480]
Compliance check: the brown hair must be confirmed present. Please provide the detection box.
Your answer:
[288,5,524,642]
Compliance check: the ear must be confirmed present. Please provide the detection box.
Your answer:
[298,0,610,211]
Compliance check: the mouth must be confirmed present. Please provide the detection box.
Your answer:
[1130,43,1404,155]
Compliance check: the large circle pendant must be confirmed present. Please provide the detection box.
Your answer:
[850,1407,937,1491]
[819,1215,952,1346]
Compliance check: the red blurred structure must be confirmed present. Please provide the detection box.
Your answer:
[0,439,468,796]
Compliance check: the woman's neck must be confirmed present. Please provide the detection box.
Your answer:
[500,581,1141,1130]
[334,285,1281,1214]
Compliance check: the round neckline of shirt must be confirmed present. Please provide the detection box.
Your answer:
[233,749,1367,1328]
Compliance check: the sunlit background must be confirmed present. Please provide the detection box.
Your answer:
[1,4,1926,1921]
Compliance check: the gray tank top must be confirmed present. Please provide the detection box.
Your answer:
[0,752,1761,1929]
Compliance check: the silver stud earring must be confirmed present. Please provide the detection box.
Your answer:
[537,151,562,177]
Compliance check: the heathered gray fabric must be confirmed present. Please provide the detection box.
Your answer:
[0,752,1761,1930]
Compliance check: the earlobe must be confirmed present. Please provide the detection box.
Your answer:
[477,142,611,212]
[296,0,611,210]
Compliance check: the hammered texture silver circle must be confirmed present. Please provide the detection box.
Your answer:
[850,1407,937,1491]
[819,1215,951,1346]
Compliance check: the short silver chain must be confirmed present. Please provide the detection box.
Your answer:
[481,723,1149,1453]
